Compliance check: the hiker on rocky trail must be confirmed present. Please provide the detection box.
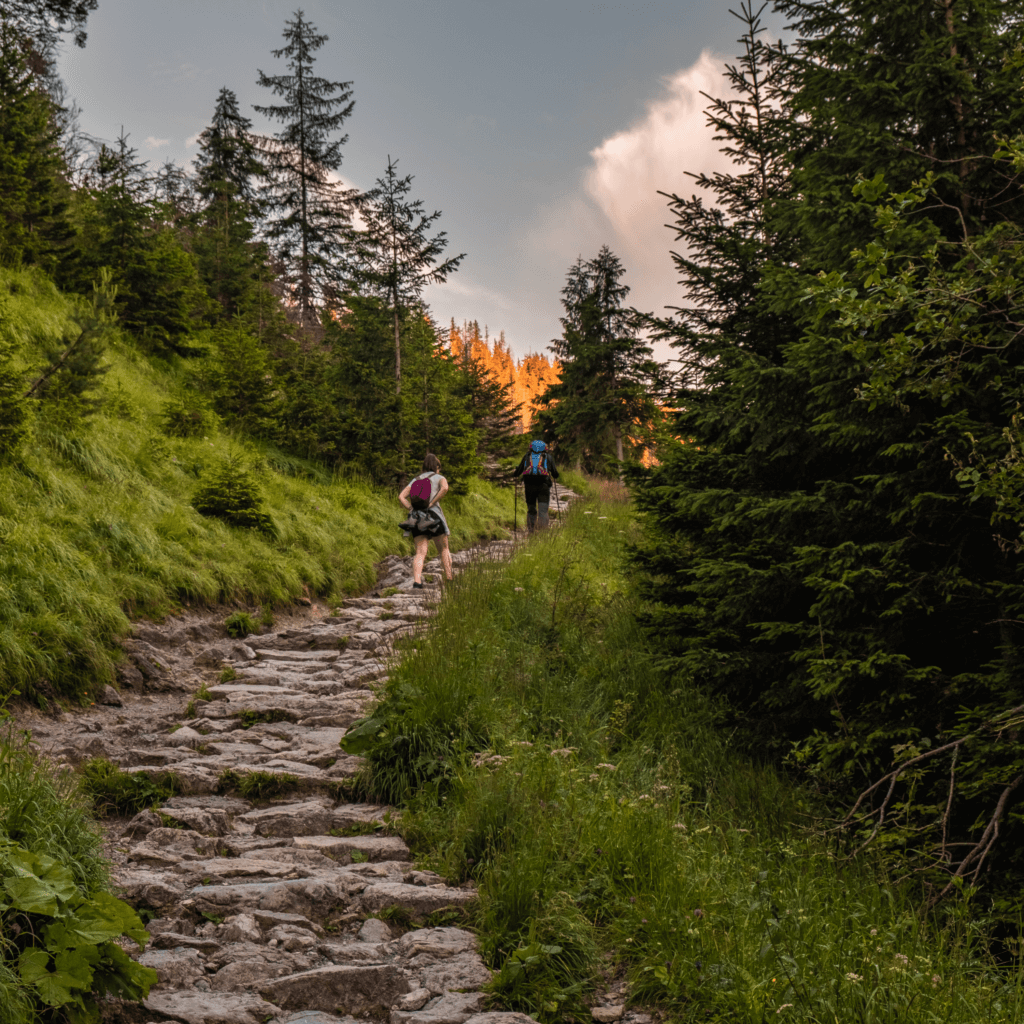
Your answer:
[512,438,560,532]
[399,453,455,590]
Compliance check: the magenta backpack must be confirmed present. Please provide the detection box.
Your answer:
[409,475,434,510]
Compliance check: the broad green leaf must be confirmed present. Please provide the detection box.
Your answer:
[18,947,50,984]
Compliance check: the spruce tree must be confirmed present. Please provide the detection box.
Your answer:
[193,87,267,318]
[253,10,357,326]
[536,246,662,473]
[1,0,97,57]
[0,17,74,273]
[0,293,29,459]
[354,157,464,394]
[631,0,1024,896]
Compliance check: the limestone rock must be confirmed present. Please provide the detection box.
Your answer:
[592,1008,625,1023]
[98,684,123,706]
[358,917,393,944]
[294,835,411,863]
[195,640,256,667]
[138,947,205,988]
[122,809,163,840]
[391,991,488,1024]
[395,927,478,962]
[159,806,232,836]
[262,964,410,1015]
[239,800,334,837]
[358,882,477,917]
[218,913,263,943]
[267,923,318,950]
[396,988,432,1011]
[420,953,493,996]
[144,990,280,1024]
[463,1015,537,1024]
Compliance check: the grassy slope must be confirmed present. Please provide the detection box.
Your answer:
[0,267,513,702]
[352,490,1024,1024]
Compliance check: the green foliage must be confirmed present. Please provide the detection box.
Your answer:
[629,0,1024,913]
[160,393,217,439]
[217,769,298,800]
[0,20,74,276]
[192,454,277,534]
[79,758,177,817]
[366,496,1024,1024]
[218,666,237,683]
[0,293,28,460]
[1,736,155,1022]
[224,610,256,639]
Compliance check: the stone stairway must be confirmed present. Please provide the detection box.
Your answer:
[24,494,579,1024]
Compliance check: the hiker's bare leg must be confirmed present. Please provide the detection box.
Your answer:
[436,535,453,580]
[413,535,430,583]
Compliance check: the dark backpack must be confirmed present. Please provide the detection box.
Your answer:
[522,452,549,476]
[409,475,434,510]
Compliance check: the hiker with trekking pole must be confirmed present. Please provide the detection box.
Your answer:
[511,439,560,532]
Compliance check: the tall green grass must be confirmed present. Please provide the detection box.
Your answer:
[0,266,514,701]
[351,496,1024,1023]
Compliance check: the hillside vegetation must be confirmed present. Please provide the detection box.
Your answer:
[0,266,512,705]
[347,490,1024,1023]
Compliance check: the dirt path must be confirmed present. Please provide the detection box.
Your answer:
[17,492,579,1024]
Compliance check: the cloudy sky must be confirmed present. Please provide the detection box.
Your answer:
[57,0,785,359]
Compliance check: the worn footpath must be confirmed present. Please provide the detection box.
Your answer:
[22,489,578,1024]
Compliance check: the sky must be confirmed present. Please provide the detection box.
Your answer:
[56,0,785,360]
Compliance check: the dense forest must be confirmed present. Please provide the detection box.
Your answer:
[5,0,1024,1019]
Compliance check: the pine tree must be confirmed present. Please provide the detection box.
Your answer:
[193,87,267,318]
[536,246,662,473]
[353,156,465,394]
[253,10,357,326]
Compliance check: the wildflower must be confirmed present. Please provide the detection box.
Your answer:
[514,586,525,592]
[673,823,687,831]
[870,928,878,936]
[893,953,909,970]
[550,747,577,757]
[692,909,704,919]
[776,1006,793,1015]
[598,516,608,519]
[626,937,633,943]
[845,973,863,983]
[630,896,637,904]
[584,511,593,515]
[589,774,599,781]
[596,763,617,771]
[637,794,653,801]
[654,784,671,793]
[595,847,603,855]
[641,918,648,924]
[511,740,533,747]
[931,974,942,988]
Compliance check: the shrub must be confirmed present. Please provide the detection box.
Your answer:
[192,454,277,534]
[225,611,256,639]
[160,395,217,438]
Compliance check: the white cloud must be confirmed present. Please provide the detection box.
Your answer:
[185,132,202,149]
[584,49,735,318]
[143,136,170,150]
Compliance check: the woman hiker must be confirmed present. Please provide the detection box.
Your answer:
[399,453,455,589]
[512,439,560,531]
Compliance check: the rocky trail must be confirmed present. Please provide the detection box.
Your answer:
[18,490,581,1024]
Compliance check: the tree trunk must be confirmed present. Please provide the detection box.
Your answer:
[393,306,401,395]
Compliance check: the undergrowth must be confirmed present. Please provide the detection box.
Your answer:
[79,757,178,816]
[346,495,1024,1023]
[0,266,514,704]
[0,736,157,1020]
